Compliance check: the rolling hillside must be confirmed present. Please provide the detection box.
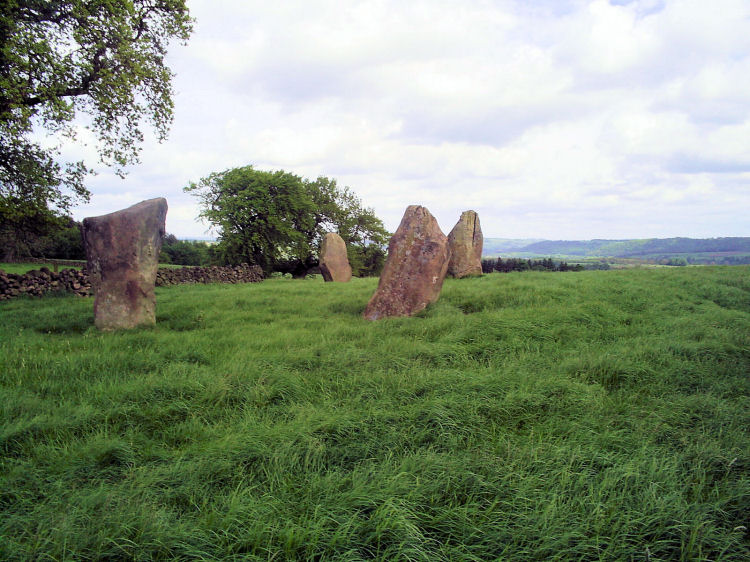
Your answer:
[483,236,750,264]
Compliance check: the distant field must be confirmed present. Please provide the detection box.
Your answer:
[0,262,85,275]
[1,268,748,559]
[158,263,190,269]
[0,262,187,275]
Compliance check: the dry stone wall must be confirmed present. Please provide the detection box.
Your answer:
[0,267,91,300]
[0,264,263,301]
[155,264,263,286]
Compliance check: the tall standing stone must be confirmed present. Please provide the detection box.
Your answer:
[319,232,352,282]
[364,205,450,320]
[83,198,168,331]
[447,210,483,278]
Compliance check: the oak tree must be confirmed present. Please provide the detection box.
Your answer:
[185,166,390,276]
[0,0,192,259]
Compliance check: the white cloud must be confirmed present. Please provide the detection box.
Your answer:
[575,0,661,74]
[64,0,750,239]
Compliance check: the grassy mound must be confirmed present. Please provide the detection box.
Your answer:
[1,268,748,560]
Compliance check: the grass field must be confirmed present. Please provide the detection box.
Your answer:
[0,262,85,275]
[1,268,748,560]
[0,262,188,275]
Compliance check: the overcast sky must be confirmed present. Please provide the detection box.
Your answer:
[68,0,750,240]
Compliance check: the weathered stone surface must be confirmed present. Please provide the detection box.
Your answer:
[447,210,483,278]
[83,198,167,330]
[319,232,352,282]
[364,205,450,320]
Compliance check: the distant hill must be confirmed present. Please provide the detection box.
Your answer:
[482,238,545,255]
[483,237,750,265]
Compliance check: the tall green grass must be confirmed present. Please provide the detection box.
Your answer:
[1,267,748,560]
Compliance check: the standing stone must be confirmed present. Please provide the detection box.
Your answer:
[319,232,352,282]
[364,205,450,320]
[447,210,483,278]
[83,198,167,331]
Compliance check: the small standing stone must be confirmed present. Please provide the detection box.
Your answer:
[447,210,483,278]
[83,198,167,330]
[364,205,450,320]
[319,232,352,282]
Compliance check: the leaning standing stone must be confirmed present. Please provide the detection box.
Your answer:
[447,210,483,278]
[364,205,450,320]
[83,198,168,330]
[319,232,352,282]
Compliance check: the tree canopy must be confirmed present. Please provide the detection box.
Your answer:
[159,233,215,266]
[0,0,192,258]
[185,166,390,276]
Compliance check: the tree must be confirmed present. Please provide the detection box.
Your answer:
[159,233,212,266]
[0,208,85,261]
[1,0,192,258]
[40,215,84,259]
[306,174,389,276]
[1,195,62,259]
[185,166,390,276]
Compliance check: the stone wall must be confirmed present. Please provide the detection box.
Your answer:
[0,264,263,301]
[0,267,91,300]
[155,264,263,286]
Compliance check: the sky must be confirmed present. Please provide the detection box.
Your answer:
[66,0,750,240]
